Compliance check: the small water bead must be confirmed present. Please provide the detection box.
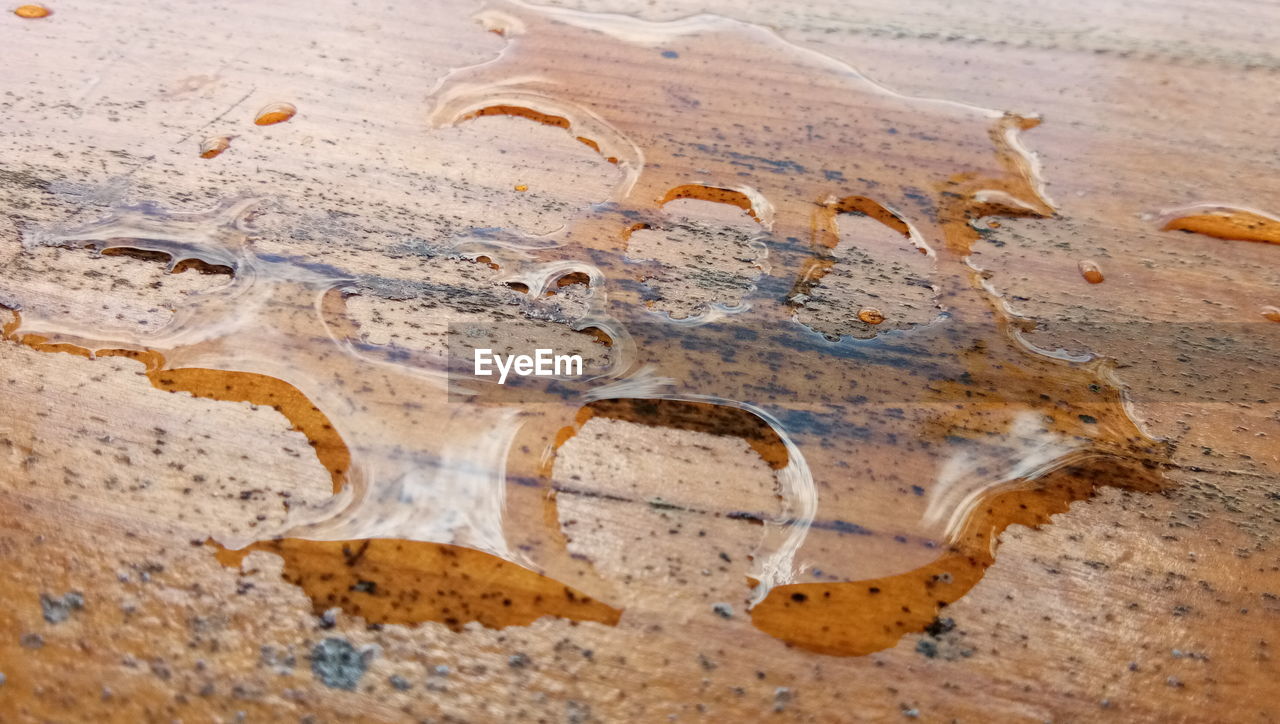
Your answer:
[14,4,51,18]
[1263,306,1280,323]
[1078,260,1104,284]
[514,184,529,192]
[199,136,231,159]
[857,307,885,325]
[254,102,297,126]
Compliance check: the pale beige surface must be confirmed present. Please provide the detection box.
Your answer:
[1,0,1279,721]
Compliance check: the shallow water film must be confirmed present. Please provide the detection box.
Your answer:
[1,0,1278,720]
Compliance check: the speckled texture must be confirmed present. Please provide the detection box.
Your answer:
[1,0,1278,721]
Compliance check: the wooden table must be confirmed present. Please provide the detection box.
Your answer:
[1,0,1277,720]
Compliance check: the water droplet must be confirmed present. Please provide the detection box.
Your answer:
[1262,306,1280,323]
[857,307,885,324]
[254,102,297,126]
[1158,204,1280,244]
[1078,259,1104,284]
[13,4,50,18]
[514,184,528,192]
[198,135,230,159]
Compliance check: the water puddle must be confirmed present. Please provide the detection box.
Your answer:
[2,0,1170,651]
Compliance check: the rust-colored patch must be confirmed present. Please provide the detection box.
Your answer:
[215,537,621,630]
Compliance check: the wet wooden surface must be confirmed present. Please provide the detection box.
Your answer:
[1,0,1279,721]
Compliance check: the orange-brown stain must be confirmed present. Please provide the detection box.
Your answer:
[214,538,621,630]
[659,184,761,222]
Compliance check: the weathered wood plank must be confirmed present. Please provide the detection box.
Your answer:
[1,0,1277,721]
